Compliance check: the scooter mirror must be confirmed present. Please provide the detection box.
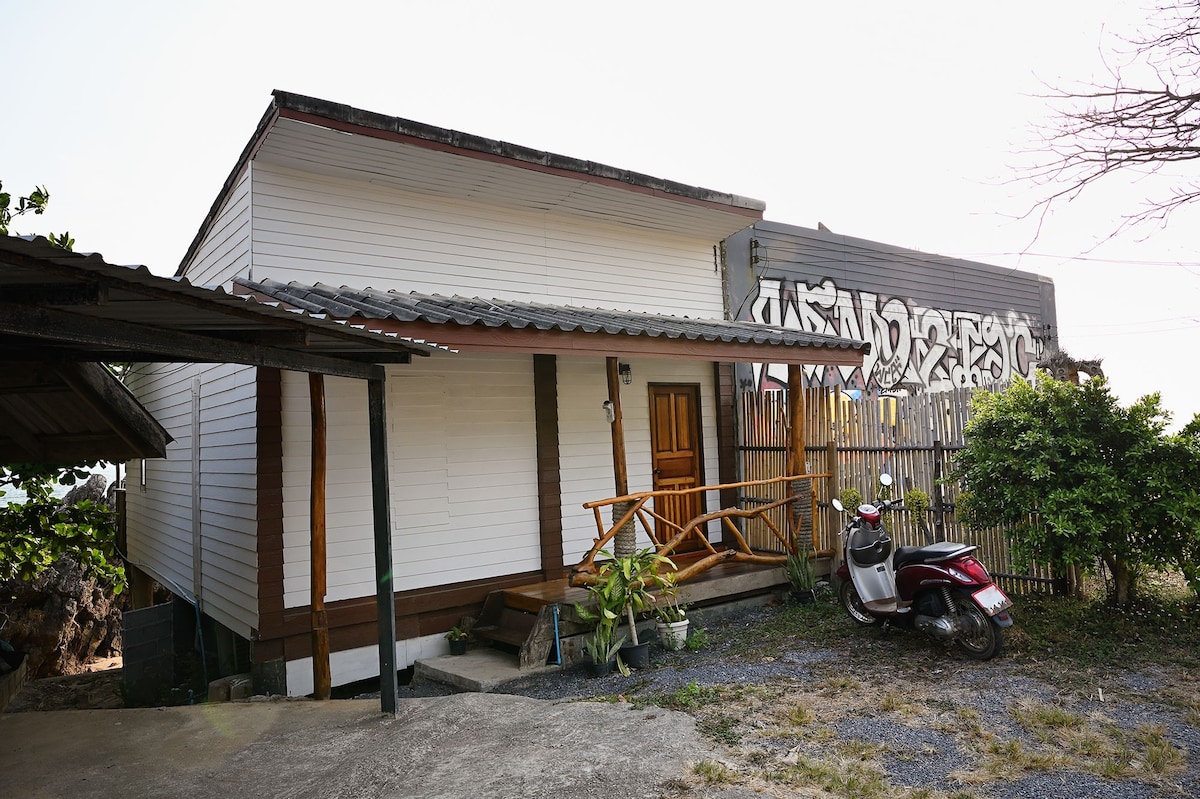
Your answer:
[879,473,893,487]
[831,498,845,512]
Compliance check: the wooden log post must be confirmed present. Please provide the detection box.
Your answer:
[309,373,331,701]
[606,357,635,558]
[786,365,808,548]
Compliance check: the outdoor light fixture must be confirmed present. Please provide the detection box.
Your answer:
[619,363,632,385]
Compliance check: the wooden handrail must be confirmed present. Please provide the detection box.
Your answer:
[570,474,829,587]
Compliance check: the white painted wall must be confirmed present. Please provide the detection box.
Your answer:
[250,162,726,317]
[183,168,252,287]
[125,362,260,638]
[557,356,722,565]
[279,353,541,609]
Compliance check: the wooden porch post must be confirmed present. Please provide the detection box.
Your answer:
[606,356,635,557]
[787,364,810,547]
[787,364,806,476]
[368,375,398,716]
[308,373,331,701]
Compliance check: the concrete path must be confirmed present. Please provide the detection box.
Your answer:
[1,693,715,799]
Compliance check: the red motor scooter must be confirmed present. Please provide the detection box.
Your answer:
[832,475,1014,660]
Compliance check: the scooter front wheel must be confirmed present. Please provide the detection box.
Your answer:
[839,580,885,627]
[951,588,1004,660]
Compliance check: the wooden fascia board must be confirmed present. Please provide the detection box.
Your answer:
[336,317,865,367]
[52,361,172,458]
[276,108,764,223]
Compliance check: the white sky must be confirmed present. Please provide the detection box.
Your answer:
[4,1,1198,428]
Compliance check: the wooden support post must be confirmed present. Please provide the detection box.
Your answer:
[786,365,806,544]
[606,357,629,496]
[787,365,806,476]
[368,376,398,716]
[309,373,331,701]
[606,357,635,557]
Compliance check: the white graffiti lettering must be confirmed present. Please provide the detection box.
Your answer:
[751,278,1043,391]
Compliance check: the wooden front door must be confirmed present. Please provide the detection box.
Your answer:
[649,384,705,550]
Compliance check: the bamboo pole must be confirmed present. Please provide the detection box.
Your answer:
[309,372,331,701]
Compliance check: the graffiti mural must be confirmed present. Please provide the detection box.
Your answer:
[748,277,1044,392]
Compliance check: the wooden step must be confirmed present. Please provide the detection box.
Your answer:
[473,591,561,670]
[473,606,538,647]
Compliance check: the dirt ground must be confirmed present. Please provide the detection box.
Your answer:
[4,655,124,712]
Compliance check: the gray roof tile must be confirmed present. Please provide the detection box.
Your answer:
[235,277,871,355]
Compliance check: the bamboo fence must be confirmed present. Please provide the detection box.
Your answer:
[737,386,1062,595]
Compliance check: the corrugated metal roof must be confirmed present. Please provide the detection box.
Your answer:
[0,235,436,371]
[234,277,871,356]
[0,234,445,462]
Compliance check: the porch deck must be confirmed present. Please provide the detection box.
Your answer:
[416,557,813,692]
[505,555,794,629]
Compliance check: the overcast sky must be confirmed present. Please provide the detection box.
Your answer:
[4,1,1198,428]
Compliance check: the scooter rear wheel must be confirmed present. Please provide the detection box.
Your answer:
[951,588,1003,660]
[839,580,885,627]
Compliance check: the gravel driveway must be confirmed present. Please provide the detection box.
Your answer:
[412,599,1200,799]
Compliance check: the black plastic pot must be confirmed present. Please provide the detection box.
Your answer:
[586,658,615,677]
[449,638,468,655]
[619,642,650,668]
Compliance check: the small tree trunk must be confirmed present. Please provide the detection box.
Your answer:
[1104,555,1133,606]
[626,605,639,646]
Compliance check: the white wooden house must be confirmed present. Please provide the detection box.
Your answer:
[124,91,867,696]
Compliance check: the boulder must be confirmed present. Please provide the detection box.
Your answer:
[0,474,125,679]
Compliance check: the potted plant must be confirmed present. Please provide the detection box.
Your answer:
[580,623,624,676]
[785,545,817,603]
[575,547,672,671]
[653,572,690,650]
[445,625,470,655]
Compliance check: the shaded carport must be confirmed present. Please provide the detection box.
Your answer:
[0,234,431,713]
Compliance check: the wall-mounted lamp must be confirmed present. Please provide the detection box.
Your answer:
[618,363,632,385]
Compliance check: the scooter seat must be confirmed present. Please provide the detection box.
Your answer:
[893,541,977,569]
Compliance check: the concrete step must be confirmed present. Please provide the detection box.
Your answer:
[414,648,562,692]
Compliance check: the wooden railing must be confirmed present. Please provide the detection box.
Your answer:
[569,475,822,587]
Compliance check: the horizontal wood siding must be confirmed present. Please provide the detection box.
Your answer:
[250,162,725,317]
[196,363,259,637]
[279,354,541,609]
[557,356,720,564]
[183,168,252,286]
[739,223,1044,319]
[125,362,260,637]
[124,363,202,601]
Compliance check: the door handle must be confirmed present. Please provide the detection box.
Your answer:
[653,468,662,475]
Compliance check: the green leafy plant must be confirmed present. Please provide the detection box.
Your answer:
[444,625,469,642]
[653,571,688,623]
[0,464,122,590]
[951,372,1200,605]
[784,546,816,594]
[904,487,932,539]
[839,487,863,513]
[581,624,624,665]
[0,180,73,249]
[575,547,673,649]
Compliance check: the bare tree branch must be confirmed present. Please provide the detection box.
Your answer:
[1025,1,1200,235]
